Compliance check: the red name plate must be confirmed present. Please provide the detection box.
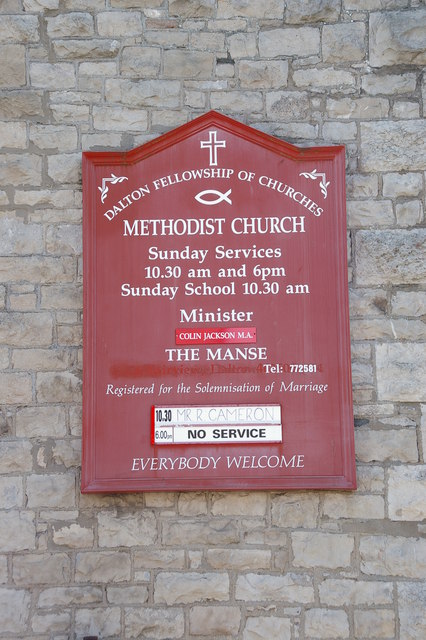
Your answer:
[82,111,355,492]
[176,327,257,345]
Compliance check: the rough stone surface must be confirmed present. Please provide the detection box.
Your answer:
[376,343,426,402]
[369,10,426,66]
[361,121,426,171]
[1,4,426,639]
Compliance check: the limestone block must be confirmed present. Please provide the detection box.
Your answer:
[79,61,117,77]
[52,439,81,468]
[0,216,44,254]
[0,122,27,148]
[355,609,395,638]
[24,0,59,8]
[361,121,426,171]
[347,200,394,227]
[0,312,53,347]
[46,12,94,38]
[211,90,263,114]
[162,518,239,545]
[97,11,142,37]
[53,38,120,60]
[388,466,426,521]
[0,476,23,508]
[106,585,148,605]
[190,32,225,52]
[345,0,407,8]
[355,428,418,463]
[121,46,161,77]
[0,256,75,284]
[323,493,384,520]
[0,90,43,118]
[293,67,355,90]
[13,349,73,374]
[26,473,75,508]
[97,509,157,547]
[163,50,214,78]
[0,154,42,186]
[177,492,207,515]
[271,492,319,528]
[243,616,291,640]
[155,572,229,605]
[13,552,71,585]
[170,0,215,18]
[292,532,354,568]
[376,343,426,402]
[0,511,35,551]
[369,9,426,66]
[53,523,94,548]
[0,588,31,633]
[355,230,426,285]
[0,441,32,473]
[228,33,257,58]
[319,578,393,606]
[266,91,310,121]
[38,585,103,607]
[47,227,82,257]
[362,72,416,96]
[323,22,366,62]
[29,124,77,151]
[190,605,241,637]
[305,609,349,639]
[236,572,313,603]
[396,200,423,227]
[134,548,185,571]
[211,491,267,516]
[51,103,91,122]
[259,27,320,57]
[349,289,387,318]
[0,15,39,42]
[110,0,160,6]
[125,607,184,639]
[145,29,188,48]
[30,62,76,89]
[327,97,388,119]
[398,582,426,640]
[323,121,357,142]
[36,371,82,403]
[391,291,426,317]
[217,0,283,19]
[393,100,419,119]
[0,45,26,87]
[239,60,288,89]
[286,0,340,23]
[75,551,131,583]
[382,172,422,198]
[75,607,121,637]
[360,535,426,578]
[0,372,32,403]
[105,79,181,108]
[31,611,70,634]
[41,285,82,311]
[206,548,271,570]
[93,105,148,131]
[47,153,81,184]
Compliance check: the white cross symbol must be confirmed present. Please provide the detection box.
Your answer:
[200,130,226,166]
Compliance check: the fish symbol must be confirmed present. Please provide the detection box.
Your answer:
[195,188,232,206]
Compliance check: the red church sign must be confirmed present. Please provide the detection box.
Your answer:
[82,111,356,492]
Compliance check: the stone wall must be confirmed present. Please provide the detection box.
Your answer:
[0,1,425,639]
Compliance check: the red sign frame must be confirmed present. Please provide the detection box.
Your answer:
[82,111,355,492]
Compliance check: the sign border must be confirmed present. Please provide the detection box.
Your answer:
[82,111,355,493]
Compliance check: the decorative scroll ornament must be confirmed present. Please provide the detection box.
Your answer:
[98,173,128,203]
[195,188,232,206]
[299,169,330,199]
